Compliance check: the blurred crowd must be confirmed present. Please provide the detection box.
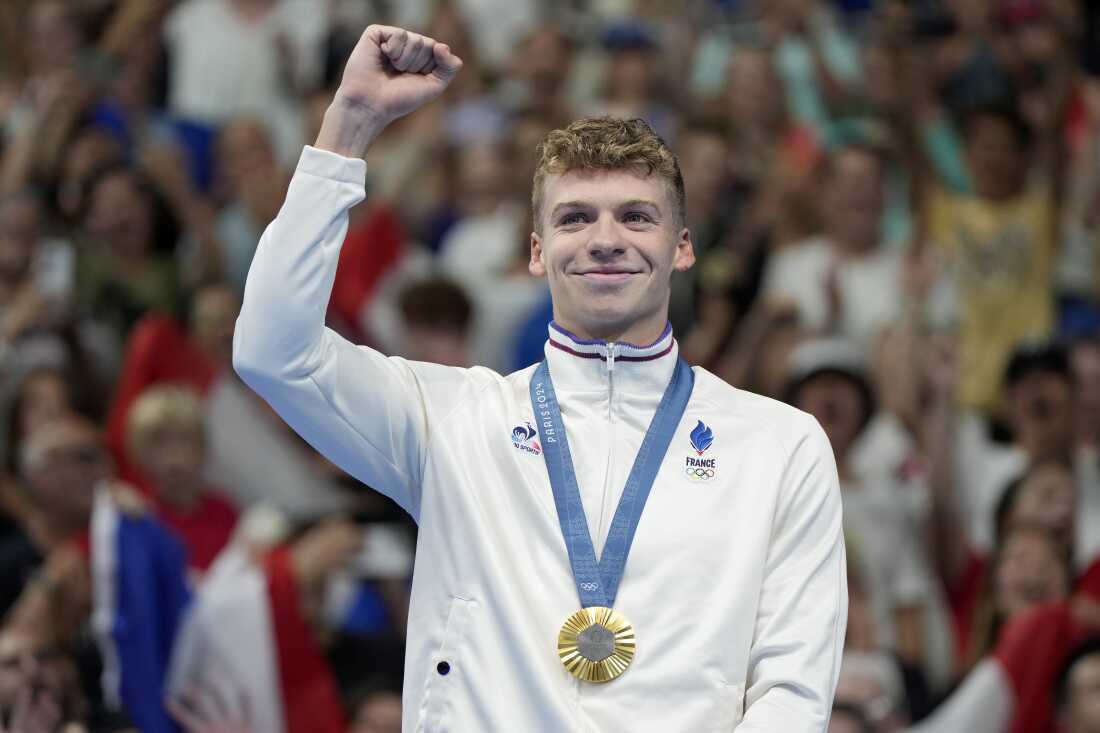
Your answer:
[0,0,1099,731]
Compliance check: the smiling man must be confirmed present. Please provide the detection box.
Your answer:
[233,25,846,731]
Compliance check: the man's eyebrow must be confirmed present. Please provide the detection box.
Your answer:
[618,199,661,212]
[549,199,662,217]
[549,201,591,218]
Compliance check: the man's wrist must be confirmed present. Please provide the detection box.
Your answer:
[314,95,391,159]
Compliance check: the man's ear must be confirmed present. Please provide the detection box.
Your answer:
[529,231,546,277]
[673,227,695,272]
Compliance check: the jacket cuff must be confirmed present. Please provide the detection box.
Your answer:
[295,145,368,186]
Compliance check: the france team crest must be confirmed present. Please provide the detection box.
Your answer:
[512,422,542,455]
[685,420,716,481]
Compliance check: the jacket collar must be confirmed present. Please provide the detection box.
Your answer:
[542,321,678,395]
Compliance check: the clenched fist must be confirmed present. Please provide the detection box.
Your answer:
[317,25,463,157]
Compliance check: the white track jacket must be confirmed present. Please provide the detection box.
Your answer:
[233,146,847,732]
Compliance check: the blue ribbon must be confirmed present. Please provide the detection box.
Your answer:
[530,357,694,609]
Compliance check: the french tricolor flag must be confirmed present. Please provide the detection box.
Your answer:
[91,492,347,733]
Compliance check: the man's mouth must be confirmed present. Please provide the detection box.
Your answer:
[576,269,640,284]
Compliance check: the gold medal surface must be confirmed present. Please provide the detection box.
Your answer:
[557,607,635,683]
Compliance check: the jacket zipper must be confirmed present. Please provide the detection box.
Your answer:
[596,344,617,559]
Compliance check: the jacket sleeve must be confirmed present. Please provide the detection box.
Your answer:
[737,414,848,731]
[232,145,479,519]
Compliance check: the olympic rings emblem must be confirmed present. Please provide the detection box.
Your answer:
[580,582,600,592]
[684,466,716,480]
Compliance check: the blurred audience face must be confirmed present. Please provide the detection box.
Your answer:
[404,326,469,367]
[1071,341,1100,447]
[456,142,510,217]
[750,311,803,397]
[607,49,654,102]
[350,690,402,733]
[1061,651,1100,733]
[84,169,155,261]
[726,49,783,133]
[993,525,1070,619]
[57,127,124,220]
[1010,462,1076,548]
[26,1,82,78]
[965,115,1027,201]
[1007,370,1073,463]
[863,45,901,113]
[821,148,884,253]
[679,128,729,222]
[0,194,41,299]
[137,424,204,509]
[190,283,241,367]
[530,168,694,342]
[15,371,72,443]
[0,628,85,731]
[22,416,109,529]
[793,373,866,460]
[218,118,279,195]
[516,28,572,107]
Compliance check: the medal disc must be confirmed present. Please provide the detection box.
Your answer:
[557,607,635,682]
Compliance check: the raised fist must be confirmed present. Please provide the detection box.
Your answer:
[335,25,463,125]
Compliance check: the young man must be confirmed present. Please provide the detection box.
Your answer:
[234,25,846,731]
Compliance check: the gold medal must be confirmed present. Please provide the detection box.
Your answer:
[557,607,635,683]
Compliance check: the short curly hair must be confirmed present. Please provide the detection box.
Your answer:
[531,117,685,232]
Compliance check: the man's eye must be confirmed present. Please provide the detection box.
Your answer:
[560,212,588,225]
[624,212,652,224]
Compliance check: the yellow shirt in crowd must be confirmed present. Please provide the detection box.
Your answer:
[925,186,1056,414]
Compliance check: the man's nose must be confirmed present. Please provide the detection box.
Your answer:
[586,214,625,259]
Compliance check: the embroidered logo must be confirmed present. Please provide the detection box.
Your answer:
[511,422,542,455]
[685,420,716,481]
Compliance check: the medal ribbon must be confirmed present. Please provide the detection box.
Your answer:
[530,357,694,609]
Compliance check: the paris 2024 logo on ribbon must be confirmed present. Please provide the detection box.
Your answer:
[685,421,716,481]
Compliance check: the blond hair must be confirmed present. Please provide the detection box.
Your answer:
[531,117,685,231]
[126,384,204,460]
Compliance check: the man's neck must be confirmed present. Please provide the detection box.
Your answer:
[555,315,668,347]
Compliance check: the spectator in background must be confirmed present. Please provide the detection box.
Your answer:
[922,103,1056,416]
[51,125,124,224]
[0,625,89,733]
[671,119,770,367]
[946,342,1100,569]
[0,367,83,547]
[396,277,471,368]
[0,413,107,633]
[76,164,182,346]
[508,26,575,130]
[586,22,678,144]
[784,338,931,667]
[1057,636,1100,733]
[163,0,328,163]
[438,140,546,373]
[212,117,288,292]
[126,384,237,573]
[762,144,905,352]
[959,521,1072,672]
